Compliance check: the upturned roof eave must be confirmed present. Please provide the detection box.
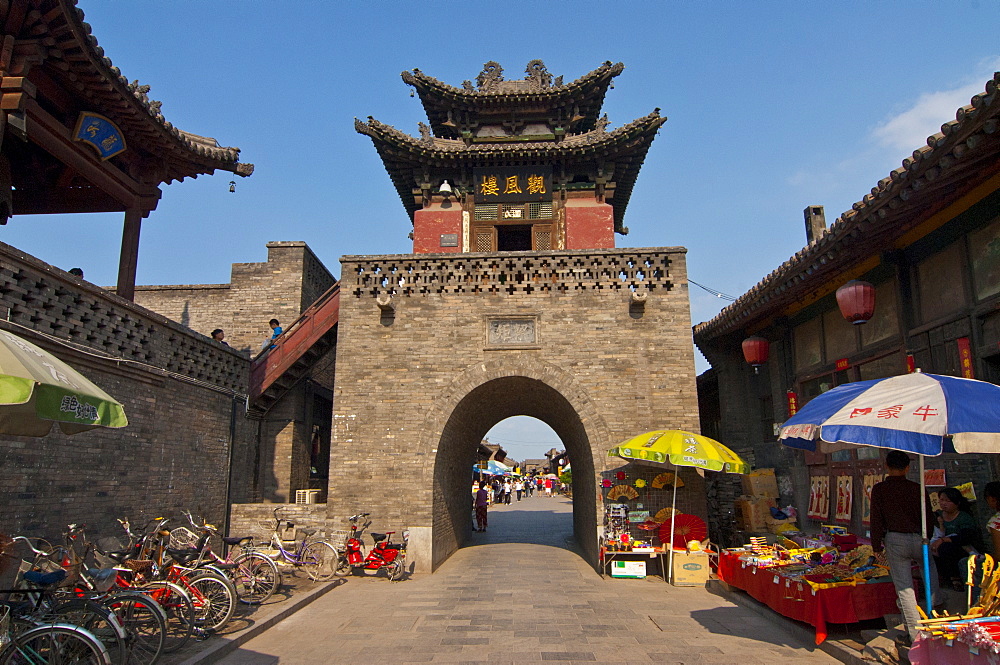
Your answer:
[44,0,253,181]
[402,62,624,137]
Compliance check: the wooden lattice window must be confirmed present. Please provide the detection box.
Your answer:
[475,204,499,221]
[475,228,496,252]
[533,229,551,251]
[528,202,553,219]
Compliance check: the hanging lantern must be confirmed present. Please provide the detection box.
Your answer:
[742,336,769,373]
[836,280,876,325]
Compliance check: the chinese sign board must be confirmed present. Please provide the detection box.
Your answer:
[473,166,552,203]
[73,112,127,160]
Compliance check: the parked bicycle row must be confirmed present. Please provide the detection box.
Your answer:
[0,507,407,664]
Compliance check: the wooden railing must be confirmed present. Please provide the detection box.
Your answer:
[249,283,340,399]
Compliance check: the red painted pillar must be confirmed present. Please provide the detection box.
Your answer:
[564,200,615,250]
[413,205,463,254]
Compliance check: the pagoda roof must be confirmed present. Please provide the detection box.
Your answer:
[355,109,665,231]
[402,61,624,139]
[694,72,1000,344]
[11,0,253,185]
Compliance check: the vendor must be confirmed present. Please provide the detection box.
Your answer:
[986,482,1000,557]
[931,487,982,589]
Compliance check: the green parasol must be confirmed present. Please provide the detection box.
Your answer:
[0,330,128,436]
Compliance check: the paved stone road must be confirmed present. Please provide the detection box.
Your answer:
[217,495,840,664]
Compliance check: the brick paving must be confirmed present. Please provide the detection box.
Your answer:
[215,495,841,664]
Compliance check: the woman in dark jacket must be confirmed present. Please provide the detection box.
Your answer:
[931,487,982,587]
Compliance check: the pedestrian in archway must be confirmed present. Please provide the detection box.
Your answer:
[545,477,553,497]
[473,482,489,532]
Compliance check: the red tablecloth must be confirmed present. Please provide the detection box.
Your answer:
[909,636,1000,665]
[718,550,899,644]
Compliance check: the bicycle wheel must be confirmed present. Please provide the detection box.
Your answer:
[105,592,166,665]
[136,582,195,653]
[0,623,111,665]
[185,572,235,633]
[51,597,128,665]
[300,541,338,582]
[387,556,405,582]
[333,550,351,577]
[230,553,280,605]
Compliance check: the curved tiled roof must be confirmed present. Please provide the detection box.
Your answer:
[694,72,1000,343]
[355,110,665,230]
[402,61,624,138]
[23,0,253,184]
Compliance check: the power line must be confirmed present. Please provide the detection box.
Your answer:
[689,279,737,301]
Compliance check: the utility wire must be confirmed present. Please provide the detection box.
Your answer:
[689,279,737,301]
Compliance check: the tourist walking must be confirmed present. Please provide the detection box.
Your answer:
[504,479,512,505]
[515,479,523,501]
[544,477,553,497]
[870,450,940,646]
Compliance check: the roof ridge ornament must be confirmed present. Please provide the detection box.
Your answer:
[476,61,504,92]
[524,60,552,91]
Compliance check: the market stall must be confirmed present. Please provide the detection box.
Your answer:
[717,539,898,643]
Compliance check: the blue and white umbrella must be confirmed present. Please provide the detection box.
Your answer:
[779,372,1000,455]
[778,371,1000,614]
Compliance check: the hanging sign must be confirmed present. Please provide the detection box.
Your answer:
[924,469,946,486]
[473,166,552,203]
[786,390,799,416]
[835,358,850,371]
[957,337,975,379]
[906,354,916,373]
[73,112,127,160]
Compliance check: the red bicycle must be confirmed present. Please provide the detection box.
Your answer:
[334,513,407,581]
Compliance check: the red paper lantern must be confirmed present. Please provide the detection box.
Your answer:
[742,336,769,370]
[836,280,876,325]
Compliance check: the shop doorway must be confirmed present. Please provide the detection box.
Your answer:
[431,375,597,569]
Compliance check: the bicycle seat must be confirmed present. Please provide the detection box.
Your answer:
[210,562,237,571]
[371,533,387,543]
[85,568,118,592]
[167,548,199,564]
[222,536,253,546]
[299,527,317,537]
[22,569,67,586]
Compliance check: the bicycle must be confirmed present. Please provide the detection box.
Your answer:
[0,536,125,665]
[259,508,338,581]
[172,512,281,605]
[335,513,407,581]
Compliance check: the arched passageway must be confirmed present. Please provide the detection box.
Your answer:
[431,375,598,571]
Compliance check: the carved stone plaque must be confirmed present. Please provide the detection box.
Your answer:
[439,233,458,247]
[488,318,536,346]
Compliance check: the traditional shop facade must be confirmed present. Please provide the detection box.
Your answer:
[694,72,1000,546]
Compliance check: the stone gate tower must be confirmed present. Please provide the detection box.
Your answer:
[335,61,702,572]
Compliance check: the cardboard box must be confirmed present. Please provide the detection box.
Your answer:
[735,496,777,531]
[742,468,779,498]
[610,560,646,578]
[670,550,710,586]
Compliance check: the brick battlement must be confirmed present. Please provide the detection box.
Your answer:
[342,248,686,297]
[0,241,247,394]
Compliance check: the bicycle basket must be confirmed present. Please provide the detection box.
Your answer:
[168,527,200,550]
[327,530,349,547]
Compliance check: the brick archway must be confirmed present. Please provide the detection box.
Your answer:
[421,357,610,571]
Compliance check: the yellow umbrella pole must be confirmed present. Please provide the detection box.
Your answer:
[668,469,679,581]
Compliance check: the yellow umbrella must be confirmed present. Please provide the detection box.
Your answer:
[608,430,749,581]
[608,430,749,474]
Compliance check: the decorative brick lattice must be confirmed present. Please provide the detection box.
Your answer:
[0,244,247,393]
[346,250,675,297]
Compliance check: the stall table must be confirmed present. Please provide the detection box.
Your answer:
[718,550,899,644]
[910,636,1000,665]
[599,546,667,583]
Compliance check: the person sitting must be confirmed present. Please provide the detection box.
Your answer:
[931,487,982,589]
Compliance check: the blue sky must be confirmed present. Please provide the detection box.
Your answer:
[9,1,1000,461]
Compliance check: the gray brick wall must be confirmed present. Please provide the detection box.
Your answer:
[327,248,701,571]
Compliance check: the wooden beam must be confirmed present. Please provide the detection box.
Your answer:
[116,207,141,301]
[22,97,160,211]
